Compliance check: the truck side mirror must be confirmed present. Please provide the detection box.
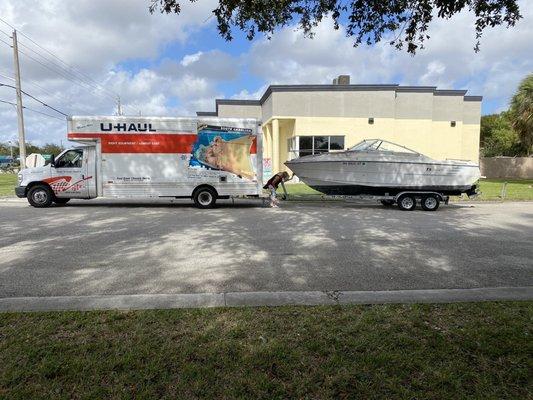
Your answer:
[50,154,55,167]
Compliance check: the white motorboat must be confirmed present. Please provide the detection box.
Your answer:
[285,139,480,196]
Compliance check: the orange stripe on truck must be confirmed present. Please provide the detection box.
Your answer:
[67,132,257,154]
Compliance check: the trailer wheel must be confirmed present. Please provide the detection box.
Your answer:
[421,195,440,211]
[54,198,70,205]
[380,200,394,206]
[397,194,416,211]
[27,184,54,208]
[193,187,217,209]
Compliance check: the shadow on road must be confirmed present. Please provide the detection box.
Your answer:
[0,199,531,297]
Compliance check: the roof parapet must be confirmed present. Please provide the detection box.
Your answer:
[464,95,483,102]
[198,84,481,115]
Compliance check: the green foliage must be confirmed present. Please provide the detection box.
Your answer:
[509,73,533,155]
[480,112,522,157]
[150,0,521,54]
[0,142,64,157]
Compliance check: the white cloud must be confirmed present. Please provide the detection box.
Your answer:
[180,52,203,67]
[0,0,220,145]
[247,0,533,109]
[0,0,531,146]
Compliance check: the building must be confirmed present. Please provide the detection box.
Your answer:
[197,75,482,177]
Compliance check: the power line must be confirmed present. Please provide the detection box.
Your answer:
[0,17,117,97]
[0,28,11,37]
[0,71,14,81]
[0,82,68,116]
[16,39,118,101]
[0,35,11,48]
[0,68,81,114]
[0,16,139,115]
[17,45,138,115]
[17,47,114,101]
[0,98,65,120]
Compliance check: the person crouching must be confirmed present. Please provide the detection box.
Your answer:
[263,171,291,208]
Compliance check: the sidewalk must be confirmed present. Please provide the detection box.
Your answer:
[1,287,531,312]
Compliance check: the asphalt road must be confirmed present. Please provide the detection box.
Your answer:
[0,198,532,298]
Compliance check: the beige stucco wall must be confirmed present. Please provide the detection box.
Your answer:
[480,157,533,179]
[285,116,479,162]
[395,92,434,119]
[262,95,273,121]
[271,90,396,118]
[217,104,262,119]
[216,89,482,174]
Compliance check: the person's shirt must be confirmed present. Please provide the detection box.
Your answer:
[263,173,284,190]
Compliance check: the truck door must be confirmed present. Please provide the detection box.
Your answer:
[50,148,92,198]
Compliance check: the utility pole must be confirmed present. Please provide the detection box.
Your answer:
[12,30,26,169]
[116,95,123,116]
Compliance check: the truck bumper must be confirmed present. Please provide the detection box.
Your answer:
[15,186,26,198]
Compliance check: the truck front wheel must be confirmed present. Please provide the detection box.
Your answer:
[27,185,54,208]
[193,187,217,209]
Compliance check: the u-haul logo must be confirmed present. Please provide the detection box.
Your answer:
[100,123,156,132]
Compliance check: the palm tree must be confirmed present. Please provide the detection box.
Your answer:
[510,74,533,156]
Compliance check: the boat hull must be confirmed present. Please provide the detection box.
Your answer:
[286,159,480,196]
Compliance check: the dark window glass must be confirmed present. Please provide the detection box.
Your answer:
[314,136,328,153]
[56,149,83,168]
[299,150,313,157]
[299,136,312,150]
[329,136,344,150]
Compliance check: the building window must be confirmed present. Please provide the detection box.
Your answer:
[288,136,345,159]
[368,117,374,125]
[450,121,456,127]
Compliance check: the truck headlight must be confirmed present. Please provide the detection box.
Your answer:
[17,173,22,185]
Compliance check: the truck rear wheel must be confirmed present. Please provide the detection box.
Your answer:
[193,187,217,209]
[27,185,54,208]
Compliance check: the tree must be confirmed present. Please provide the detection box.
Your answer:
[509,73,533,155]
[150,0,521,54]
[41,143,64,156]
[480,112,522,157]
[0,142,64,157]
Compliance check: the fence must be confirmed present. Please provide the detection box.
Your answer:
[480,157,533,179]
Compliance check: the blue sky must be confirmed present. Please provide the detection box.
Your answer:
[0,0,532,145]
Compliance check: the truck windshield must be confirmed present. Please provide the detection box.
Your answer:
[55,149,83,168]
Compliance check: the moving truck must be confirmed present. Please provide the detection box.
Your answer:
[15,116,263,208]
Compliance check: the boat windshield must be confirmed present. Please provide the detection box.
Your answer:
[348,139,419,155]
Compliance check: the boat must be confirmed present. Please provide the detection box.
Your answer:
[285,139,480,196]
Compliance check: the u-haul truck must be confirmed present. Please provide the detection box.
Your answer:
[15,116,263,208]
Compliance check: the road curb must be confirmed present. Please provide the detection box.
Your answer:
[1,287,531,312]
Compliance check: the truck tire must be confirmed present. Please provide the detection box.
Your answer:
[27,184,54,208]
[397,194,416,211]
[54,198,71,205]
[421,195,440,211]
[193,187,217,209]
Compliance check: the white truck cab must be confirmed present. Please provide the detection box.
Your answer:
[15,116,263,208]
[16,145,97,207]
